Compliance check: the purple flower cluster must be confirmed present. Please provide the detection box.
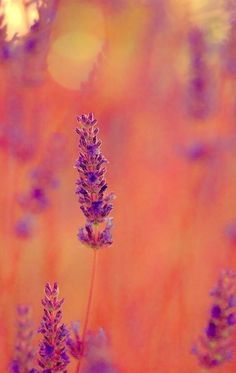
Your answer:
[38,283,70,372]
[0,90,37,163]
[14,217,33,240]
[10,305,35,373]
[187,27,211,120]
[15,133,67,239]
[225,221,236,245]
[184,141,212,162]
[18,186,49,215]
[84,360,116,373]
[84,329,117,373]
[75,113,114,249]
[192,270,236,368]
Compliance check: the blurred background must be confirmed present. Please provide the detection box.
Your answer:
[1,0,236,372]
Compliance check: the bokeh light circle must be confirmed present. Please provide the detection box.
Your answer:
[47,31,104,90]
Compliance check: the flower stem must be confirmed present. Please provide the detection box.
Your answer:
[76,249,98,373]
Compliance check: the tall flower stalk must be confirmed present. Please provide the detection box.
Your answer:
[74,113,115,373]
[192,270,236,369]
[38,282,70,372]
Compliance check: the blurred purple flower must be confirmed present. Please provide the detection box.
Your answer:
[187,27,212,120]
[10,305,36,373]
[14,216,33,239]
[185,142,212,161]
[29,132,67,190]
[18,186,49,214]
[29,164,59,190]
[192,270,236,368]
[38,283,70,372]
[75,113,115,249]
[84,360,116,373]
[86,328,107,352]
[0,115,37,163]
[15,132,67,239]
[66,321,83,360]
[84,329,117,373]
[225,221,236,244]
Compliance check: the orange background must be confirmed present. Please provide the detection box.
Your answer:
[1,1,236,372]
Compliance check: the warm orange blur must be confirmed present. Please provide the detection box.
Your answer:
[1,1,236,373]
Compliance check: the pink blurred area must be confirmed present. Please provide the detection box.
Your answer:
[1,0,236,372]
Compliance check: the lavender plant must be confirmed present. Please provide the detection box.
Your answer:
[192,269,236,369]
[74,113,115,373]
[75,112,114,249]
[10,305,35,373]
[38,282,70,372]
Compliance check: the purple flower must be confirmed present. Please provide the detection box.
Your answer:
[185,142,212,161]
[75,113,115,249]
[84,329,117,373]
[224,221,236,244]
[31,187,49,209]
[66,321,83,360]
[186,27,212,120]
[14,217,33,239]
[18,186,49,214]
[84,360,116,373]
[78,218,113,249]
[192,270,236,368]
[10,305,35,373]
[38,283,70,372]
[211,305,221,319]
[0,15,15,62]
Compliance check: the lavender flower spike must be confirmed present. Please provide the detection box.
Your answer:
[192,270,236,369]
[38,283,70,372]
[10,305,35,373]
[75,113,115,249]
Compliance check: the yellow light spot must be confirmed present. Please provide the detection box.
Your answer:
[1,0,39,39]
[47,31,104,90]
[188,0,230,44]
